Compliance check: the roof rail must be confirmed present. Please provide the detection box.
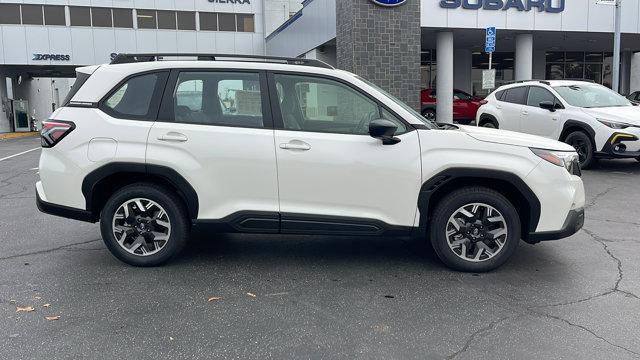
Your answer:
[110,53,335,69]
[504,79,549,85]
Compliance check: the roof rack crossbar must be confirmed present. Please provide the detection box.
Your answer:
[110,53,335,69]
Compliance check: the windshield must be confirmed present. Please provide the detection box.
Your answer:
[553,84,632,108]
[355,76,437,129]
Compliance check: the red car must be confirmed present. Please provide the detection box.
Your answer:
[420,89,487,125]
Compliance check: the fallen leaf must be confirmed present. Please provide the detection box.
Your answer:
[246,292,257,298]
[169,337,174,341]
[16,307,34,313]
[207,297,221,302]
[45,316,60,321]
[9,300,16,304]
[43,304,51,308]
[34,296,41,300]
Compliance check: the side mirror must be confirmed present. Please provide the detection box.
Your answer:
[369,119,401,145]
[539,101,556,112]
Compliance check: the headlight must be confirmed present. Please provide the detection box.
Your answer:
[598,119,632,129]
[530,148,579,173]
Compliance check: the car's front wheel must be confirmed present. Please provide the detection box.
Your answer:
[100,183,190,266]
[429,187,521,272]
[564,131,595,169]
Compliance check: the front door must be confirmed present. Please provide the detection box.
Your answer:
[520,86,560,139]
[269,73,422,232]
[147,70,279,224]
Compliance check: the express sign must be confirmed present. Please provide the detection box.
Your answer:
[440,0,565,13]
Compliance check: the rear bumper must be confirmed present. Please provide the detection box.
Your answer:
[36,187,96,223]
[526,208,584,243]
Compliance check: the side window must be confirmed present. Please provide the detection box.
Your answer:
[503,87,528,105]
[273,74,406,135]
[527,87,556,108]
[454,91,472,100]
[103,73,161,119]
[172,72,264,128]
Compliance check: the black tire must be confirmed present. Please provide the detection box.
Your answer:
[481,120,497,129]
[100,183,190,266]
[422,109,436,122]
[564,131,595,169]
[429,187,521,272]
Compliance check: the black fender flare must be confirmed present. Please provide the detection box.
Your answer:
[560,120,596,142]
[417,168,541,236]
[81,162,199,219]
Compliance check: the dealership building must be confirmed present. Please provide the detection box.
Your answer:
[267,0,640,119]
[2,0,640,132]
[0,0,301,133]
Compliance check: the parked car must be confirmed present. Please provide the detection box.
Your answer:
[37,54,584,272]
[421,88,487,124]
[476,80,640,169]
[628,91,640,104]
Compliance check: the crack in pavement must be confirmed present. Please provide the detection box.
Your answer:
[585,217,640,228]
[446,317,510,359]
[584,186,616,210]
[528,309,640,357]
[0,239,102,261]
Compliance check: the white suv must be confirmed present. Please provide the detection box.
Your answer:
[37,54,585,272]
[476,80,640,168]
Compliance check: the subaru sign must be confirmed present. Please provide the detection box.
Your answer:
[440,0,565,13]
[370,0,408,7]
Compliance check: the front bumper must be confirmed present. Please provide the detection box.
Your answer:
[526,208,584,243]
[595,132,640,159]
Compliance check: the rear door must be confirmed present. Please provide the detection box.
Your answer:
[268,72,422,232]
[146,70,279,223]
[520,86,560,138]
[499,86,528,131]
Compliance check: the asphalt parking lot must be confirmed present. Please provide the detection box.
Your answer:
[1,136,639,359]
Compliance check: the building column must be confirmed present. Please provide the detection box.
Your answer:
[336,0,421,110]
[631,52,640,93]
[454,48,472,94]
[436,31,454,124]
[620,50,632,95]
[515,34,533,81]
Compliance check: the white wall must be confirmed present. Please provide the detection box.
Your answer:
[421,0,640,33]
[0,0,266,66]
[264,0,303,36]
[266,0,335,57]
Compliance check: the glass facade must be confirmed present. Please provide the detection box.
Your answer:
[422,50,617,97]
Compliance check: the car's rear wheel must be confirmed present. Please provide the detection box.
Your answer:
[481,120,497,129]
[564,131,595,169]
[422,109,436,122]
[100,183,189,266]
[429,187,520,272]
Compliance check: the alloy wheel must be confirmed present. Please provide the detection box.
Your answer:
[112,198,171,256]
[568,138,588,165]
[445,203,508,262]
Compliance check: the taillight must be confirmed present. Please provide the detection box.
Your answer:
[41,120,75,148]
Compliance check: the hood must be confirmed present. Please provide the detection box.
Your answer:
[581,106,640,126]
[458,125,575,151]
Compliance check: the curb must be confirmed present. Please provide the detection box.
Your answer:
[0,132,39,140]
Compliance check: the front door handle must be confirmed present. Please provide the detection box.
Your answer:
[158,132,188,142]
[522,111,529,116]
[279,140,311,151]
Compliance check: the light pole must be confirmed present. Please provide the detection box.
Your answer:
[612,0,621,93]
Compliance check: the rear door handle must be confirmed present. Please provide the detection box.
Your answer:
[158,132,188,142]
[522,111,529,115]
[279,141,311,151]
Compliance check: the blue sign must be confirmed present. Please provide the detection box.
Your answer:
[370,0,408,6]
[439,0,565,13]
[485,27,496,53]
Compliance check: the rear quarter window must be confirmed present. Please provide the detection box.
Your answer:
[62,72,92,106]
[101,72,168,120]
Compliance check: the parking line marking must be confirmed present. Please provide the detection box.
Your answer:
[0,148,40,162]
